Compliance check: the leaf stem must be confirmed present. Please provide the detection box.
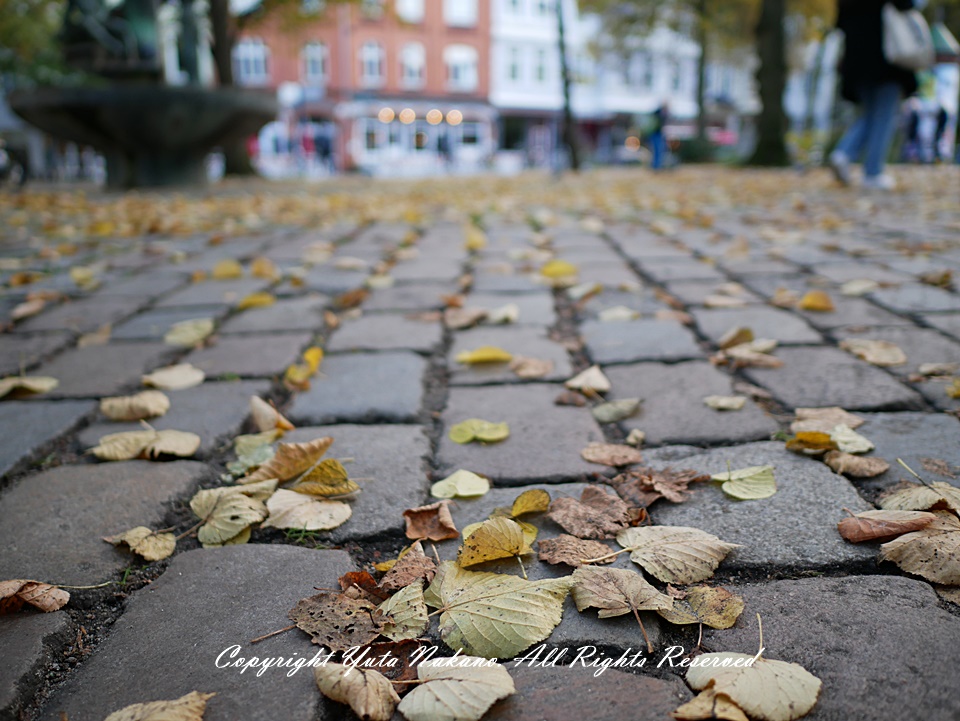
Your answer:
[175,516,206,541]
[580,548,630,564]
[897,458,931,487]
[249,624,296,644]
[516,555,527,580]
[630,605,654,654]
[756,613,764,660]
[47,581,114,590]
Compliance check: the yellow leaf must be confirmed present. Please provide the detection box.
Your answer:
[164,318,215,347]
[785,431,837,455]
[142,364,205,391]
[211,258,243,279]
[431,469,491,499]
[798,290,835,312]
[236,292,276,310]
[455,346,514,365]
[458,517,533,568]
[510,489,551,517]
[0,375,58,399]
[103,526,176,561]
[839,338,907,367]
[657,585,745,629]
[303,346,324,373]
[241,436,334,483]
[464,225,488,251]
[293,459,360,497]
[250,256,279,280]
[448,418,510,444]
[710,466,777,500]
[541,259,578,279]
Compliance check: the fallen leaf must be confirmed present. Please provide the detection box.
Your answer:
[211,258,243,279]
[103,526,176,561]
[458,517,533,568]
[0,579,70,614]
[704,395,747,411]
[722,346,784,369]
[770,287,800,308]
[289,592,382,650]
[830,424,874,454]
[790,407,864,434]
[335,288,369,310]
[77,323,113,348]
[0,375,58,399]
[397,657,516,721]
[448,418,510,444]
[404,501,459,541]
[91,429,200,461]
[580,442,643,467]
[249,396,294,433]
[509,488,551,517]
[672,688,749,721]
[378,580,429,641]
[464,225,488,251]
[486,303,520,325]
[685,653,821,721]
[609,467,710,508]
[292,459,360,497]
[339,570,389,603]
[592,398,642,424]
[444,307,487,330]
[11,297,47,321]
[541,259,578,279]
[261,489,351,531]
[189,481,275,546]
[798,290,835,312]
[103,691,216,721]
[554,390,587,406]
[879,511,960,584]
[241,436,333,483]
[657,585,745,629]
[948,378,960,399]
[100,391,170,421]
[840,338,907,367]
[565,365,610,394]
[598,305,641,322]
[236,291,276,310]
[616,526,739,584]
[508,356,554,379]
[142,364,205,391]
[918,363,959,377]
[785,431,837,456]
[625,429,647,446]
[314,664,399,721]
[455,346,514,365]
[823,451,890,478]
[840,279,880,296]
[703,295,747,309]
[710,466,777,501]
[431,470,490,499]
[380,541,437,593]
[69,265,100,291]
[366,274,394,290]
[164,318,215,347]
[920,457,957,478]
[571,565,673,618]
[228,432,278,476]
[547,486,631,539]
[718,326,754,350]
[837,510,937,543]
[250,256,280,280]
[879,481,960,513]
[423,561,572,658]
[537,534,614,567]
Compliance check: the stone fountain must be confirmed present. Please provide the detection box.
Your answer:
[11,0,276,188]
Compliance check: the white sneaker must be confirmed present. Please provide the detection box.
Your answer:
[828,150,851,186]
[862,174,896,191]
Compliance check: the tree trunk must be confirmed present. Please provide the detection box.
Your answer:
[747,0,790,166]
[210,0,256,176]
[557,0,581,172]
[695,0,708,143]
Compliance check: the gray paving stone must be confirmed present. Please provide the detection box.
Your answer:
[702,576,960,721]
[218,296,328,334]
[605,361,778,446]
[555,246,624,265]
[112,306,228,340]
[0,611,73,721]
[471,273,545,294]
[92,272,185,298]
[743,346,925,411]
[578,289,669,319]
[449,326,572,385]
[34,342,176,398]
[467,292,557,326]
[637,258,726,282]
[326,314,442,354]
[809,261,912,285]
[15,296,149,334]
[364,283,456,312]
[882,255,960,276]
[0,332,73,376]
[664,280,764,306]
[835,325,960,375]
[437,384,607,484]
[650,442,874,570]
[920,312,960,340]
[796,296,911,329]
[282,424,430,542]
[580,319,702,364]
[692,306,823,345]
[282,267,367,295]
[0,461,209,585]
[154,278,272,308]
[78,380,269,454]
[771,245,846,267]
[39,546,354,721]
[391,256,464,282]
[288,351,426,424]
[871,283,960,313]
[0,400,93,480]
[184,334,311,378]
[717,256,800,275]
[575,261,642,289]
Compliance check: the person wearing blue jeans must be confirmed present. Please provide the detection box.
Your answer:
[650,104,669,170]
[830,0,918,190]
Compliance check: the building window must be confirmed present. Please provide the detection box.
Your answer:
[507,46,521,82]
[233,38,270,86]
[396,0,424,22]
[359,41,385,87]
[535,0,551,15]
[400,42,426,88]
[671,60,682,91]
[302,42,329,85]
[444,44,478,92]
[534,48,547,83]
[444,0,477,27]
[361,0,384,19]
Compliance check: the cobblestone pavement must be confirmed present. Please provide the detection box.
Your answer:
[1,167,959,721]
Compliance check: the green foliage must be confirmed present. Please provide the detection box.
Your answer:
[0,0,70,83]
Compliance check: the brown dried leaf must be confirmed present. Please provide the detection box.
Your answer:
[617,526,740,584]
[537,534,615,568]
[249,396,294,433]
[554,390,587,406]
[547,486,631,539]
[103,526,176,561]
[509,356,554,379]
[837,510,937,543]
[0,579,70,614]
[571,566,673,618]
[380,541,437,593]
[879,511,960,584]
[314,664,399,721]
[879,481,960,513]
[920,457,957,479]
[657,585,745,629]
[289,592,383,650]
[100,391,170,421]
[608,467,711,508]
[580,442,643,467]
[444,307,487,330]
[241,436,333,483]
[339,571,390,603]
[791,406,864,434]
[403,501,459,541]
[103,691,216,721]
[823,451,889,478]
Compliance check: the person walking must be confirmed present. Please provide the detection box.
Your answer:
[829,0,919,190]
[649,103,669,171]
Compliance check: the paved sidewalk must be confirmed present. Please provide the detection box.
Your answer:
[1,167,959,721]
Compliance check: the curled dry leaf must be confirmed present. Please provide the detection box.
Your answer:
[261,489,352,531]
[142,363,205,391]
[444,307,487,330]
[0,375,58,399]
[878,481,960,513]
[397,657,516,721]
[580,442,643,468]
[404,501,459,541]
[617,526,739,584]
[879,511,960,585]
[164,318,214,347]
[249,396,294,433]
[554,390,587,407]
[424,561,572,659]
[591,398,642,424]
[236,291,276,310]
[537,534,614,567]
[656,585,745,629]
[572,565,673,618]
[672,687,749,721]
[103,526,176,561]
[103,691,216,721]
[625,429,647,447]
[718,326,754,350]
[565,365,611,394]
[380,540,437,593]
[841,278,880,296]
[785,431,837,456]
[798,290,835,312]
[448,418,510,444]
[609,467,710,508]
[722,346,784,369]
[830,424,874,454]
[289,592,383,650]
[598,305,640,322]
[189,481,276,546]
[292,459,360,497]
[837,509,937,543]
[508,355,554,379]
[790,407,864,434]
[100,391,170,421]
[458,517,533,568]
[339,571,389,603]
[548,486,632,539]
[455,346,513,365]
[704,395,747,411]
[0,579,70,614]
[250,256,279,280]
[509,488,551,517]
[91,429,201,461]
[840,338,907,367]
[315,664,400,721]
[431,469,490,499]
[377,580,429,641]
[241,436,333,483]
[685,653,822,721]
[823,451,889,478]
[710,466,777,501]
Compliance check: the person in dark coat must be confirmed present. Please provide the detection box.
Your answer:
[829,0,919,189]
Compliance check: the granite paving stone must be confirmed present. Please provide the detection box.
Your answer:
[91,272,186,298]
[577,288,669,319]
[218,296,328,334]
[574,261,643,289]
[78,380,269,454]
[663,280,764,306]
[743,346,926,411]
[34,342,177,398]
[288,351,426,424]
[326,313,442,353]
[0,612,74,721]
[0,461,209,585]
[281,424,430,542]
[635,258,726,282]
[153,278,273,308]
[770,245,846,267]
[363,282,457,312]
[702,576,960,721]
[448,326,572,385]
[280,267,367,295]
[692,306,823,345]
[39,546,354,721]
[390,256,464,282]
[15,296,150,334]
[0,332,73,375]
[716,256,800,275]
[471,273,546,294]
[919,312,960,340]
[834,325,960,375]
[580,318,702,364]
[0,400,94,480]
[437,384,607,484]
[796,296,912,329]
[870,283,960,313]
[466,292,557,326]
[649,442,875,570]
[111,306,228,340]
[184,333,312,378]
[606,361,779,446]
[809,261,912,285]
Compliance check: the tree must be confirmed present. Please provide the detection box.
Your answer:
[557,0,581,171]
[0,0,68,83]
[747,0,788,164]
